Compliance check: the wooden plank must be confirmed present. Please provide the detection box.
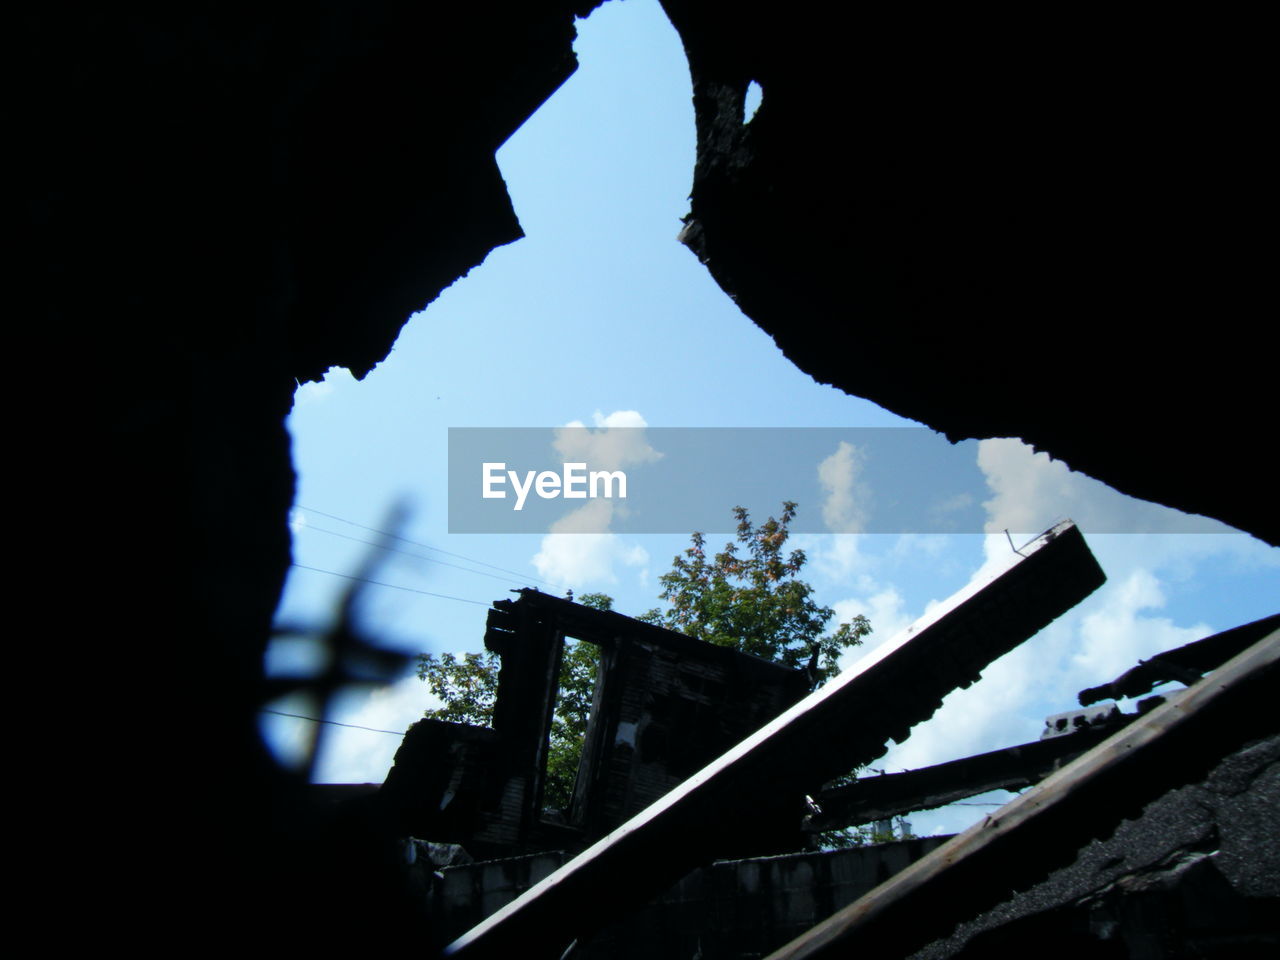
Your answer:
[1078,611,1280,705]
[804,716,1132,832]
[764,627,1280,960]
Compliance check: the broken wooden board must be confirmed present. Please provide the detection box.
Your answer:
[1078,611,1280,705]
[804,715,1134,833]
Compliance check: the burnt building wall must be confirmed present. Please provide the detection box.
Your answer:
[381,590,809,858]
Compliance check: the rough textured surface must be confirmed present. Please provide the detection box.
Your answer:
[659,1,1277,545]
[432,851,569,953]
[583,837,953,959]
[911,733,1280,959]
[428,837,954,958]
[26,2,596,950]
[761,631,1277,960]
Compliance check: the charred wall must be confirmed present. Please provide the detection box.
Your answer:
[659,2,1276,545]
[381,590,809,859]
[27,1,598,949]
[912,732,1280,960]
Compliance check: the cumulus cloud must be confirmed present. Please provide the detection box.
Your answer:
[977,438,1227,535]
[554,409,663,472]
[931,492,975,520]
[530,410,656,586]
[312,674,439,783]
[532,504,650,587]
[877,541,1214,780]
[889,534,950,563]
[882,622,1072,772]
[818,441,870,533]
[808,533,869,582]
[1071,568,1209,681]
[833,588,911,667]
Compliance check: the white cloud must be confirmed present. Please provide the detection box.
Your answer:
[529,409,656,587]
[877,546,1214,777]
[531,498,649,587]
[314,675,438,783]
[554,409,663,472]
[833,587,911,667]
[532,527,649,588]
[880,620,1071,773]
[888,534,950,562]
[931,492,975,518]
[808,534,869,582]
[818,441,869,533]
[1086,532,1280,586]
[1071,568,1208,682]
[977,438,1227,536]
[823,533,1065,776]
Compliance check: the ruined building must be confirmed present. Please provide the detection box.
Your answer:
[381,589,809,858]
[30,0,1277,954]
[378,527,1276,958]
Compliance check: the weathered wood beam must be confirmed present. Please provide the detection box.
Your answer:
[445,521,1105,958]
[804,716,1133,833]
[764,626,1280,960]
[1078,612,1279,705]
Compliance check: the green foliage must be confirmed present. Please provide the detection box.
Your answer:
[641,502,870,683]
[415,650,499,727]
[576,592,614,612]
[417,504,873,831]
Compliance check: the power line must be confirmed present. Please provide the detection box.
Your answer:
[261,708,407,736]
[294,504,565,591]
[290,562,491,606]
[303,521,537,588]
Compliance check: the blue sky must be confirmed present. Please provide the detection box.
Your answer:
[266,0,1279,837]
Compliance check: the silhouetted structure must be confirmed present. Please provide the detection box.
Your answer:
[382,589,808,858]
[30,1,1277,953]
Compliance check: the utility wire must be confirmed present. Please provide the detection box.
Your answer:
[261,708,406,736]
[290,562,491,606]
[303,521,536,588]
[294,504,565,591]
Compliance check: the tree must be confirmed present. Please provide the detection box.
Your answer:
[415,650,500,726]
[639,502,868,685]
[416,503,871,823]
